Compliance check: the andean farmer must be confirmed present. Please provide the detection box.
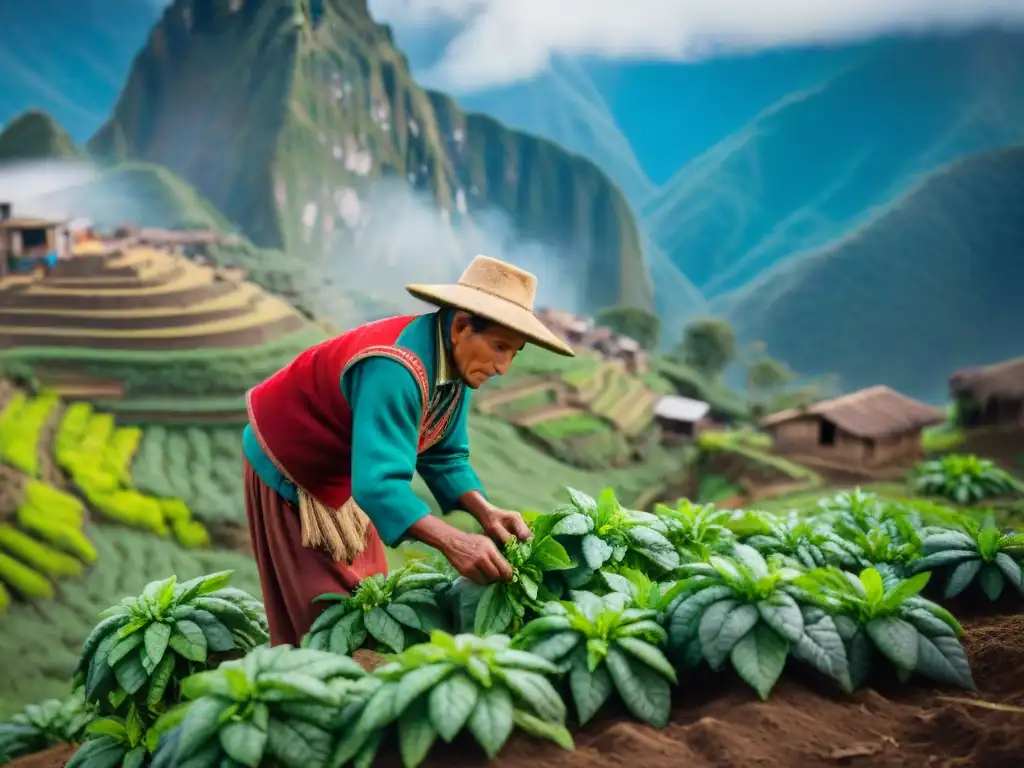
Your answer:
[242,255,575,645]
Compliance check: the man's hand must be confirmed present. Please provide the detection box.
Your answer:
[457,490,532,545]
[406,515,513,585]
[475,506,532,545]
[442,531,514,585]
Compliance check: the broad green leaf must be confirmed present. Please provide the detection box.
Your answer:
[994,553,1024,594]
[386,603,445,633]
[978,564,1005,601]
[531,538,574,571]
[146,653,176,709]
[512,709,574,750]
[866,617,919,671]
[356,681,400,733]
[615,637,677,683]
[566,487,597,514]
[912,551,977,573]
[698,599,759,670]
[551,513,592,537]
[169,621,208,663]
[428,673,479,742]
[944,560,981,599]
[394,663,456,714]
[604,647,672,728]
[86,718,128,741]
[756,593,804,643]
[114,654,149,695]
[253,672,334,703]
[329,610,366,655]
[880,572,931,611]
[790,607,851,688]
[730,623,789,700]
[492,650,561,675]
[474,584,513,636]
[398,697,437,768]
[467,685,515,759]
[144,622,172,667]
[498,669,565,722]
[108,635,144,668]
[365,607,406,653]
[122,746,145,768]
[219,721,267,768]
[522,631,581,662]
[175,697,234,761]
[569,653,614,724]
[308,602,349,635]
[914,634,976,690]
[581,535,613,570]
[859,569,884,603]
[666,585,733,650]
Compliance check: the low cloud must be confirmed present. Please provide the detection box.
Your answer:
[315,179,585,325]
[370,0,1024,90]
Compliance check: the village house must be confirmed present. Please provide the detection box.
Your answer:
[536,307,650,375]
[950,357,1024,430]
[0,202,71,279]
[653,394,711,441]
[760,385,943,468]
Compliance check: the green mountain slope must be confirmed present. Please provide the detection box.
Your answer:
[0,110,79,163]
[717,144,1024,402]
[87,0,651,313]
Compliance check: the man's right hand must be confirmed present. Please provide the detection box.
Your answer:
[407,515,513,584]
[442,531,514,585]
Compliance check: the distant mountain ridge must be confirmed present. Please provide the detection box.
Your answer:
[716,143,1024,402]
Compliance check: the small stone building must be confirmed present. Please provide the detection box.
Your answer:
[760,385,943,468]
[653,395,711,440]
[950,357,1024,430]
[0,203,70,278]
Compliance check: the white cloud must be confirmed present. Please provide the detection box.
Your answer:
[369,0,1024,90]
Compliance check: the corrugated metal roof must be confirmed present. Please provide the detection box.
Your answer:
[654,395,710,423]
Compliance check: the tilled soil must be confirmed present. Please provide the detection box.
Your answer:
[401,611,1024,768]
[14,614,1023,768]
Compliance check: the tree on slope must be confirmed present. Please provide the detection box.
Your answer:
[679,317,736,380]
[596,305,661,350]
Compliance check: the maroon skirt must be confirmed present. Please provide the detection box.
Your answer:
[243,457,389,646]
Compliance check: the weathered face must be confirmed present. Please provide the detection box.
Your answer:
[450,311,527,389]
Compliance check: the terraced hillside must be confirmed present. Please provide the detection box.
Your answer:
[0,241,323,422]
[474,347,675,471]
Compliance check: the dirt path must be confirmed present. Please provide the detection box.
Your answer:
[514,405,587,427]
[475,377,559,415]
[37,402,67,490]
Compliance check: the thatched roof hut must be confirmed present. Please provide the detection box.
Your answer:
[950,358,1024,429]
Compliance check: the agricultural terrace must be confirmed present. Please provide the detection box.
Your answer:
[0,244,322,422]
[474,346,674,470]
[3,481,1024,765]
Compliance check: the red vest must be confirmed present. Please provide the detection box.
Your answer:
[246,315,432,508]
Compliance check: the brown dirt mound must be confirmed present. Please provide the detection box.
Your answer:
[401,612,1024,768]
[7,745,77,768]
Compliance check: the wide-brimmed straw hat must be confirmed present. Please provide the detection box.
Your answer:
[406,255,575,357]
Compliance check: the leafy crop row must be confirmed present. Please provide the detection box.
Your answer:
[0,480,96,611]
[6,479,1021,768]
[0,392,59,477]
[55,405,210,549]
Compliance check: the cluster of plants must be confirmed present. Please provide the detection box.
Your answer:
[912,453,1024,504]
[55,405,210,549]
[0,480,96,610]
[8,485,1021,768]
[0,391,59,477]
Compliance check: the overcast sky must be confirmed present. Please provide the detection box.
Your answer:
[368,0,1024,90]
